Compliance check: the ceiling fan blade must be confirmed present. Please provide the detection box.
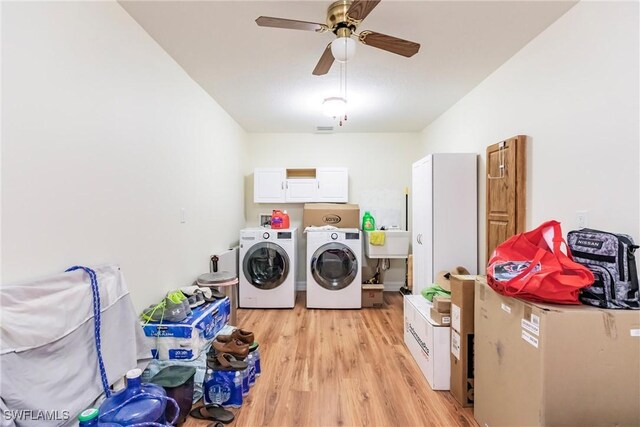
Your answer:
[359,31,420,57]
[312,44,335,76]
[346,0,381,21]
[255,16,326,32]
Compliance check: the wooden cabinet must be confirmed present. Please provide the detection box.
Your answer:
[253,167,348,203]
[486,136,526,262]
[411,154,478,296]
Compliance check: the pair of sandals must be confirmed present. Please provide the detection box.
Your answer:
[189,404,233,425]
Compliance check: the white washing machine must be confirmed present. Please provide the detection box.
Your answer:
[306,228,362,309]
[239,228,297,308]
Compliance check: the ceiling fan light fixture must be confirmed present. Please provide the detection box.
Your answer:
[330,36,356,63]
[322,96,347,118]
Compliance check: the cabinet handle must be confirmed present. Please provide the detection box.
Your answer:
[281,182,284,190]
[286,181,288,189]
[317,182,320,189]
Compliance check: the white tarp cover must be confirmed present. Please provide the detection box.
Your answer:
[0,265,152,426]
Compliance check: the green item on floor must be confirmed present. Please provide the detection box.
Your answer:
[421,285,451,302]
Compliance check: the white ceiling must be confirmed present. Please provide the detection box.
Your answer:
[120,1,576,133]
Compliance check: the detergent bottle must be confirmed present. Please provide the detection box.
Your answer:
[271,210,284,229]
[98,369,172,425]
[282,210,290,229]
[362,211,376,231]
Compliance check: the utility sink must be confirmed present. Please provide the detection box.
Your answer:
[364,230,411,259]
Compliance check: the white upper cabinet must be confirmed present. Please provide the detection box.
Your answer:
[254,168,286,203]
[285,178,318,202]
[316,167,348,202]
[253,167,348,203]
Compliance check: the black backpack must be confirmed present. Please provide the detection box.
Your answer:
[567,229,639,309]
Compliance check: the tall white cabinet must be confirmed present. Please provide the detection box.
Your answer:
[412,154,478,296]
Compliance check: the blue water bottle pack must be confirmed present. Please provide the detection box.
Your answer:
[204,369,243,408]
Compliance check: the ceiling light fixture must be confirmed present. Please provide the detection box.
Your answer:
[330,36,356,63]
[323,30,351,126]
[322,97,347,119]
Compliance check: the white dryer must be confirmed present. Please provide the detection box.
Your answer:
[306,228,362,309]
[239,228,297,308]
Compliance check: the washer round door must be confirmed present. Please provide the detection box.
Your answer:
[311,243,358,291]
[243,242,290,290]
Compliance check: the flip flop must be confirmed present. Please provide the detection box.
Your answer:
[207,352,248,371]
[189,404,234,424]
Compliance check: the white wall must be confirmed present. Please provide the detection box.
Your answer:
[420,1,639,269]
[1,2,247,311]
[245,133,421,289]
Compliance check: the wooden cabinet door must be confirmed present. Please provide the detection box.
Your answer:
[486,136,526,262]
[254,168,286,203]
[316,167,348,202]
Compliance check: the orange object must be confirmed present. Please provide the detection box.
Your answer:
[271,210,285,229]
[282,210,290,229]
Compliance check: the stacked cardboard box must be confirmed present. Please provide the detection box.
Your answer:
[430,296,451,325]
[302,203,360,228]
[474,277,640,426]
[403,295,451,390]
[449,275,476,407]
[362,284,384,308]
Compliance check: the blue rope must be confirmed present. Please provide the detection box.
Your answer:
[65,266,111,398]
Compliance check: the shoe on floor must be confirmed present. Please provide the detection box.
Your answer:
[189,404,234,424]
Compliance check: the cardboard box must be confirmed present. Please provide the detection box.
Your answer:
[474,277,640,427]
[432,296,451,313]
[362,284,384,308]
[450,275,477,407]
[404,295,451,390]
[303,203,359,229]
[430,307,451,325]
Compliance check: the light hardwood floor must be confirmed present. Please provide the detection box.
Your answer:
[185,292,476,427]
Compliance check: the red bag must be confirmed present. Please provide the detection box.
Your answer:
[487,220,594,304]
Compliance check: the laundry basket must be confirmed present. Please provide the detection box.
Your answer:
[197,271,238,325]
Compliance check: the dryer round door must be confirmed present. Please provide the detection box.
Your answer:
[243,242,290,290]
[311,243,358,291]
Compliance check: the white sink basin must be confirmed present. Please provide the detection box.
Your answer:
[364,230,411,259]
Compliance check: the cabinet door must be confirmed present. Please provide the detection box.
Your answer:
[254,168,286,203]
[486,136,526,262]
[316,167,348,202]
[412,157,429,295]
[285,179,318,202]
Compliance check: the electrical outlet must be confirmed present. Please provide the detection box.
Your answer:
[180,208,186,224]
[576,210,588,228]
